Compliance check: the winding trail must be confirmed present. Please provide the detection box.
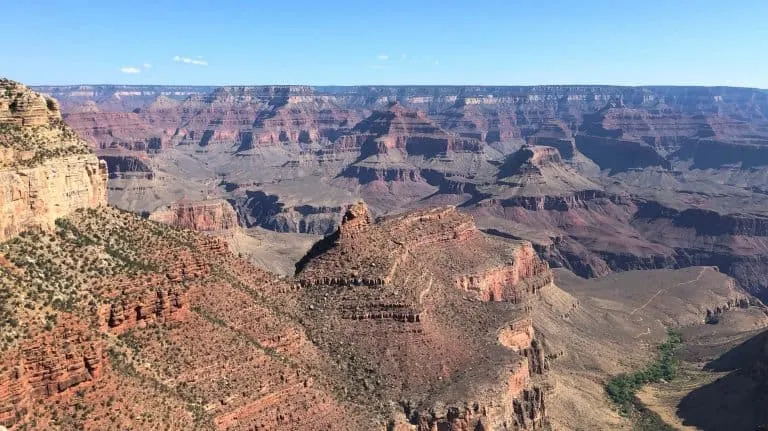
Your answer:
[629,267,709,316]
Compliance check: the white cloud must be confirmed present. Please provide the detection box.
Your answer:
[433,60,440,66]
[173,55,208,66]
[120,67,141,74]
[377,54,389,61]
[143,63,152,69]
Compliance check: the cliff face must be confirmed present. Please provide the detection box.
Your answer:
[0,79,107,242]
[246,93,360,149]
[436,100,521,143]
[63,110,166,152]
[149,198,239,232]
[231,189,354,235]
[334,102,483,161]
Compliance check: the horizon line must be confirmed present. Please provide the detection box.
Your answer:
[25,82,768,91]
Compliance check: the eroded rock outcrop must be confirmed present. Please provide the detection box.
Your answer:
[149,198,239,232]
[98,152,153,179]
[0,79,107,242]
[0,321,103,428]
[297,202,553,430]
[231,189,354,235]
[100,275,190,334]
[336,102,482,160]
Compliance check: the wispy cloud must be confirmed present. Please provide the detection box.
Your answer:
[143,63,152,69]
[173,55,208,66]
[377,54,389,61]
[120,67,141,74]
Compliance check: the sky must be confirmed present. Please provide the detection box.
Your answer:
[3,0,767,87]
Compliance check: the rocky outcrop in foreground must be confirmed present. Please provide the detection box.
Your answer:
[2,81,555,430]
[0,79,107,242]
[0,200,556,430]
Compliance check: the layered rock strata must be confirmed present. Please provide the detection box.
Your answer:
[297,202,553,430]
[0,79,107,242]
[149,198,239,232]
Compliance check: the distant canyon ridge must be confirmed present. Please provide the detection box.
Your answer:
[33,84,768,300]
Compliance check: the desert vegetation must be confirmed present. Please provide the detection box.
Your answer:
[605,329,682,428]
[0,206,200,352]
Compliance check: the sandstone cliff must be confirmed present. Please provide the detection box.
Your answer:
[0,79,107,242]
[149,198,239,231]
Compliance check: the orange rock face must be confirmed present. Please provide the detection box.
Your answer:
[0,320,103,428]
[0,79,60,127]
[149,199,239,232]
[456,246,553,302]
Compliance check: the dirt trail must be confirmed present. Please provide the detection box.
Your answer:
[630,268,709,316]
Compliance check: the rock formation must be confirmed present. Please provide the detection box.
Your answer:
[149,198,239,232]
[0,79,107,242]
[231,189,354,235]
[336,101,482,159]
[296,202,553,430]
[0,320,104,428]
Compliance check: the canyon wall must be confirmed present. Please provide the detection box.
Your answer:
[0,79,107,242]
[0,155,107,242]
[149,198,239,231]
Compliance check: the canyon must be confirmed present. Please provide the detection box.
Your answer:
[2,80,768,430]
[36,83,768,303]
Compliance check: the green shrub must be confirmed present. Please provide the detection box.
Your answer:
[606,329,682,414]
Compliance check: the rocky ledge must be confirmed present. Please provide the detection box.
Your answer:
[0,80,107,242]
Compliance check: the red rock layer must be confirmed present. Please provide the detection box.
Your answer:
[149,198,239,232]
[455,246,553,302]
[0,321,104,428]
[336,102,483,158]
[63,111,166,152]
[297,202,552,430]
[99,275,190,334]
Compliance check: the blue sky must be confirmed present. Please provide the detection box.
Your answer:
[3,0,767,87]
